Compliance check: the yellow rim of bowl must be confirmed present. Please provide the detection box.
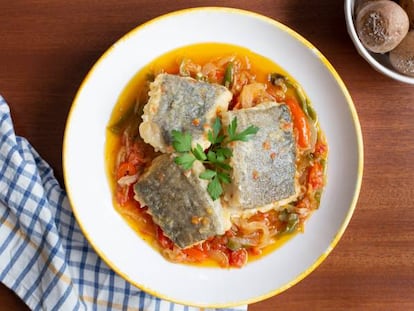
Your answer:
[63,6,364,308]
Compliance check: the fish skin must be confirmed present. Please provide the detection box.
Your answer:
[133,154,229,248]
[139,73,232,153]
[222,102,297,210]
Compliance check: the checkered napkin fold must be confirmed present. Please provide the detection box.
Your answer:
[0,96,247,311]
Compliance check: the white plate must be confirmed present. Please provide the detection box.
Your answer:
[63,7,363,308]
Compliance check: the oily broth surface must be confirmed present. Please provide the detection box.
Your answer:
[105,43,301,265]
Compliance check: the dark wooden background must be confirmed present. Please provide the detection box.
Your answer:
[1,1,413,310]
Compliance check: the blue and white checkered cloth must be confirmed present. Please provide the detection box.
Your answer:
[0,96,247,311]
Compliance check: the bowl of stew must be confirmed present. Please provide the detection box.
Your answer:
[63,7,363,307]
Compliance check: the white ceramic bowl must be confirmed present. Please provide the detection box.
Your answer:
[63,7,363,308]
[345,0,414,84]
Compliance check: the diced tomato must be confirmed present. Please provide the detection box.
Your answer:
[116,162,137,180]
[249,246,262,256]
[248,211,266,222]
[183,246,208,262]
[209,235,228,251]
[225,229,236,238]
[295,198,310,210]
[127,142,149,165]
[314,140,328,157]
[156,226,174,250]
[115,185,134,206]
[229,248,248,268]
[215,70,225,82]
[308,162,324,190]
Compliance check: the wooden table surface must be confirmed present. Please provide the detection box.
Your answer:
[1,1,413,310]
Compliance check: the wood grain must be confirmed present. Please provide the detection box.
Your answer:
[1,1,413,310]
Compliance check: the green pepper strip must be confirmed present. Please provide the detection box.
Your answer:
[285,213,299,233]
[224,62,234,88]
[278,209,299,234]
[108,105,136,135]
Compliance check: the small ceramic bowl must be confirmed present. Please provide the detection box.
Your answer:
[344,0,414,84]
[64,7,363,308]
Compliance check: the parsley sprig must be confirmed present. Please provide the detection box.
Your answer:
[172,117,259,200]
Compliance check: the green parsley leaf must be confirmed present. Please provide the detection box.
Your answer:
[208,118,224,144]
[174,154,196,170]
[172,130,192,152]
[215,135,225,144]
[217,172,231,184]
[216,147,232,161]
[228,124,259,142]
[199,169,217,180]
[227,117,237,138]
[216,152,225,163]
[212,118,222,140]
[207,176,223,201]
[192,144,207,161]
[171,116,259,201]
[207,131,214,144]
[207,150,217,163]
[214,162,232,171]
